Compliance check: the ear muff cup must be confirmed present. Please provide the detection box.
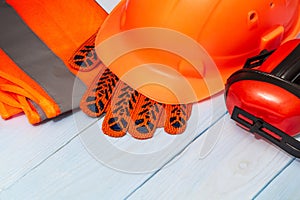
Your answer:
[225,40,300,158]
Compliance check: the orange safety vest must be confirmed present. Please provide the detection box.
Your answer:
[0,0,107,123]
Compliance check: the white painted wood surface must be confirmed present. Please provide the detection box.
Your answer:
[1,0,300,199]
[254,159,300,200]
[0,92,227,200]
[128,115,294,200]
[0,111,97,190]
[1,92,299,200]
[0,133,151,200]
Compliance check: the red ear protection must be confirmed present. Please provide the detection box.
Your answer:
[225,39,300,157]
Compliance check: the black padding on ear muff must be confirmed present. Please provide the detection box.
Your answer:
[271,44,300,83]
[226,69,300,98]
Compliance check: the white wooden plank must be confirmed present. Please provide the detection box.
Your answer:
[254,159,300,200]
[0,134,151,200]
[128,114,294,200]
[95,0,121,13]
[0,111,97,190]
[0,94,227,199]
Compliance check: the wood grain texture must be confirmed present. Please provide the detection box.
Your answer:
[128,115,294,200]
[0,94,227,199]
[254,159,300,200]
[0,133,151,200]
[0,111,97,191]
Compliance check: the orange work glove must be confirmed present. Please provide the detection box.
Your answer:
[69,33,193,139]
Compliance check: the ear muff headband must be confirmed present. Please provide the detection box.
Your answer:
[271,44,300,82]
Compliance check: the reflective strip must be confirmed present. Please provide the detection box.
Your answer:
[0,3,86,115]
[28,99,47,122]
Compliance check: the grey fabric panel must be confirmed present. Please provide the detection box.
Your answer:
[28,99,47,122]
[0,3,86,116]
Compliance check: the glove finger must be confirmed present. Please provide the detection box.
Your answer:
[80,67,119,117]
[164,104,193,135]
[102,81,139,137]
[69,32,101,72]
[128,95,164,139]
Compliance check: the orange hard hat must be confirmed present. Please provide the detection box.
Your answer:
[95,0,300,104]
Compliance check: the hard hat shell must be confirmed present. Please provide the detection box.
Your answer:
[95,0,300,104]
